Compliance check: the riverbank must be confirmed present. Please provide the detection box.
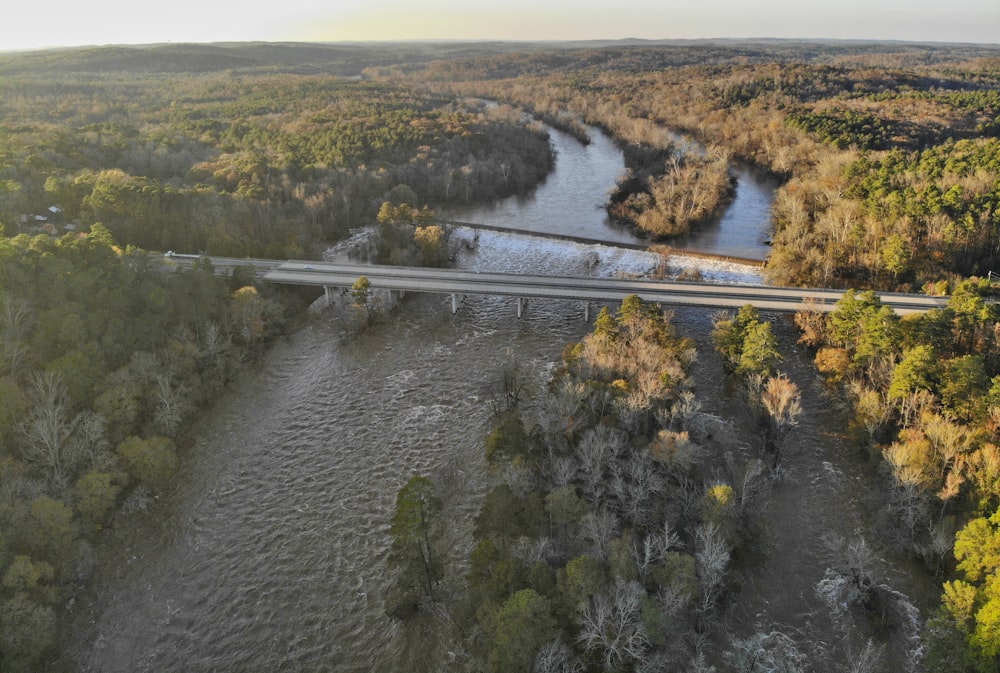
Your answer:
[61,222,941,673]
[61,240,633,672]
[58,116,778,673]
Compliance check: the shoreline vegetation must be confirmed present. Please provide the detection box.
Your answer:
[0,38,998,671]
[393,41,1000,290]
[0,54,556,672]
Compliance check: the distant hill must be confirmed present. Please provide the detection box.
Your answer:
[0,39,996,77]
[0,41,554,76]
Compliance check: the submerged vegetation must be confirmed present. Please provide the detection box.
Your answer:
[0,38,999,671]
[794,283,1000,671]
[380,40,1000,672]
[418,296,749,670]
[389,296,903,671]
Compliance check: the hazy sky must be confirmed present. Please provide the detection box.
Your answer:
[5,0,998,51]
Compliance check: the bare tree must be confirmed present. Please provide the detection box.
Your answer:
[199,320,232,384]
[550,455,578,489]
[694,522,730,620]
[150,372,191,437]
[548,377,590,438]
[846,638,884,673]
[823,534,882,611]
[580,510,619,561]
[669,474,706,532]
[577,579,650,671]
[653,519,685,558]
[633,521,683,585]
[885,477,932,548]
[0,296,31,337]
[609,447,664,528]
[533,639,583,673]
[0,296,32,375]
[575,426,627,506]
[498,160,513,186]
[849,380,894,444]
[495,460,535,498]
[633,534,660,585]
[512,536,558,565]
[0,338,26,376]
[687,652,718,673]
[657,389,701,431]
[920,516,956,575]
[70,411,112,470]
[576,445,607,508]
[650,429,703,475]
[724,631,808,673]
[493,351,531,416]
[727,453,770,525]
[442,166,456,201]
[843,537,879,603]
[18,372,82,487]
[896,389,936,428]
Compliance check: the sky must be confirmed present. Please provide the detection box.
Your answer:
[4,0,998,51]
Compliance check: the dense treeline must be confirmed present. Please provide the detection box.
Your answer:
[0,229,302,672]
[0,42,558,79]
[795,282,1000,671]
[0,56,560,671]
[392,44,1000,287]
[0,73,552,258]
[769,132,1000,288]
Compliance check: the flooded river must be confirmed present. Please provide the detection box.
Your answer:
[63,124,929,672]
[453,119,776,261]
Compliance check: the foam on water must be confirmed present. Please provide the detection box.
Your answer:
[455,228,764,285]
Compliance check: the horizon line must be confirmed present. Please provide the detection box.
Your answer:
[3,35,999,55]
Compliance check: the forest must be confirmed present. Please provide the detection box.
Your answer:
[0,38,998,671]
[0,230,305,671]
[391,42,1000,288]
[0,69,553,258]
[377,41,1000,671]
[0,47,557,672]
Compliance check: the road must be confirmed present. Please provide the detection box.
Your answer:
[165,255,948,315]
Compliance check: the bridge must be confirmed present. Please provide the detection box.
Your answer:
[168,254,949,317]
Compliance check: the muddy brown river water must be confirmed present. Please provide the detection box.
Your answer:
[62,124,931,672]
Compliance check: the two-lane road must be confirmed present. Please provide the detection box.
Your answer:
[162,255,948,315]
[256,260,947,315]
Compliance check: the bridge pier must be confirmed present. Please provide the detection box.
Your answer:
[517,297,526,318]
[250,258,949,317]
[583,301,590,322]
[324,286,334,306]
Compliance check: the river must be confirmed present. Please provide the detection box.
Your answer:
[451,120,776,262]
[63,124,929,672]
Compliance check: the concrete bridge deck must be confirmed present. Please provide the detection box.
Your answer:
[170,255,948,316]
